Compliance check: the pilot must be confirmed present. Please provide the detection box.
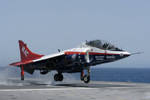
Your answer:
[103,43,109,49]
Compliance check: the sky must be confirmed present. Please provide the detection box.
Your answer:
[0,0,150,68]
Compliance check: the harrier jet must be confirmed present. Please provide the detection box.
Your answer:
[10,40,131,83]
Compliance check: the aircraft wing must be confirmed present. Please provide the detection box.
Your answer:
[33,52,65,62]
[10,52,65,66]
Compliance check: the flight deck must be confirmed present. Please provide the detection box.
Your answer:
[0,79,150,100]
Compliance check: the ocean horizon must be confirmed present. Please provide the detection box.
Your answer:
[1,67,150,84]
[90,68,150,83]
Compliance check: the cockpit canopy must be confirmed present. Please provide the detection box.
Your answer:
[86,40,123,51]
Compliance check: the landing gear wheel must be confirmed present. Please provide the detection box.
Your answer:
[21,75,24,81]
[83,75,90,83]
[54,74,59,81]
[54,74,63,82]
[59,74,63,81]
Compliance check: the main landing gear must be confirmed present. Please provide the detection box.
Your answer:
[81,67,91,83]
[53,67,91,83]
[21,65,24,81]
[54,73,63,82]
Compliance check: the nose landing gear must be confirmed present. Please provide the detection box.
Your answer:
[81,67,91,83]
[83,75,90,83]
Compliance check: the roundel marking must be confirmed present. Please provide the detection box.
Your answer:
[72,54,76,60]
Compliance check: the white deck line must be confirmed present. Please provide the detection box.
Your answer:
[0,87,95,92]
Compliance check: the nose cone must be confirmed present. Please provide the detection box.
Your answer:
[121,51,131,58]
[125,51,131,56]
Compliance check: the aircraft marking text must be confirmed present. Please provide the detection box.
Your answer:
[22,46,29,57]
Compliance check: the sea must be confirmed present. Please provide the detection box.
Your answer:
[90,68,150,83]
[1,67,150,84]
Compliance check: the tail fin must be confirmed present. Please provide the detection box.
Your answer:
[19,40,44,62]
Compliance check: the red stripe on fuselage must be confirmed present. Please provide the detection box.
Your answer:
[65,51,121,55]
[65,51,86,55]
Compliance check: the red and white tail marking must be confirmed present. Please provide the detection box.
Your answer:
[21,46,29,57]
[19,40,44,62]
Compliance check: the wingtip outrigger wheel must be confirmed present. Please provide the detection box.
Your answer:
[21,65,24,81]
[21,75,24,81]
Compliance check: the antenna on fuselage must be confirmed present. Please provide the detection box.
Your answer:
[58,49,60,52]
